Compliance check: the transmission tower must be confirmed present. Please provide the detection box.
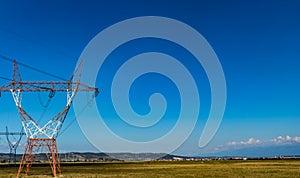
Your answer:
[0,60,98,177]
[0,126,25,166]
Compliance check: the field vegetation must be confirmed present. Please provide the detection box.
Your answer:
[0,160,300,178]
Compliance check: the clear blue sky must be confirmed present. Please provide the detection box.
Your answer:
[0,0,299,156]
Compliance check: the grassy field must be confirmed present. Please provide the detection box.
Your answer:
[1,160,300,178]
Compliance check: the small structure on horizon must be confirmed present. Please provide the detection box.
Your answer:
[0,126,25,166]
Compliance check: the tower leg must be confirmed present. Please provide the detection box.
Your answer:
[45,139,62,177]
[17,138,62,178]
[17,138,31,177]
[13,147,17,166]
[8,147,12,165]
[8,144,20,166]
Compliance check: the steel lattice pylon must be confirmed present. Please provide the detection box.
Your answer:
[0,126,25,166]
[0,60,98,177]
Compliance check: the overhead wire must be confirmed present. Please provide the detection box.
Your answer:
[0,76,11,81]
[0,28,90,137]
[0,54,60,121]
[59,96,96,137]
[37,94,51,124]
[0,54,68,81]
[0,54,97,137]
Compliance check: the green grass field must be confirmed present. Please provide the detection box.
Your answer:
[1,160,300,178]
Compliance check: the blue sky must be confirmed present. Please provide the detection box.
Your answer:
[0,0,299,156]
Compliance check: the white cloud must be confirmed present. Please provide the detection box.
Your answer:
[227,137,261,146]
[215,135,300,151]
[272,135,300,145]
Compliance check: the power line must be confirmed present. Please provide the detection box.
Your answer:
[0,54,67,81]
[59,102,90,136]
[59,95,96,137]
[0,76,11,81]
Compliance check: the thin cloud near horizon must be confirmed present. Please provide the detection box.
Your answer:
[215,135,300,152]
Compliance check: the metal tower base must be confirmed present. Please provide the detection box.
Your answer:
[17,138,62,177]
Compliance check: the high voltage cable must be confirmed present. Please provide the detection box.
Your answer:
[0,54,67,81]
[0,76,11,81]
[59,96,95,137]
[0,54,97,138]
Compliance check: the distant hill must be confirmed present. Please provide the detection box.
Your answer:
[0,152,182,162]
[211,143,300,157]
[1,144,300,163]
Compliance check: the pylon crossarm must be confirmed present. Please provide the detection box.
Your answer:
[1,60,99,177]
[10,77,81,139]
[0,81,96,92]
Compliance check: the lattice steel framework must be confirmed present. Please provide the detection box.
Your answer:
[0,126,25,166]
[0,60,98,177]
[17,138,60,177]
